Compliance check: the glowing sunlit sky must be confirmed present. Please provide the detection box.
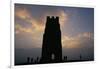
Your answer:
[15,4,94,49]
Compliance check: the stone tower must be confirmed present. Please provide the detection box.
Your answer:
[41,16,62,63]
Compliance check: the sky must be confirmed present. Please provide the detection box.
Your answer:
[15,3,94,64]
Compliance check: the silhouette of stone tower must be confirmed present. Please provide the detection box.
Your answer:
[41,16,62,63]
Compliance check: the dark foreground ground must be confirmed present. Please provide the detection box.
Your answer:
[15,59,94,66]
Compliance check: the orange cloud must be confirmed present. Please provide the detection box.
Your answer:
[15,8,45,34]
[62,35,80,48]
[62,32,93,48]
[59,10,68,26]
[30,19,45,32]
[15,23,43,48]
[77,32,93,39]
[15,8,31,20]
[15,8,45,47]
[43,10,68,26]
[15,24,34,34]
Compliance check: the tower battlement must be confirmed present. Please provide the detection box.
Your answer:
[46,16,59,23]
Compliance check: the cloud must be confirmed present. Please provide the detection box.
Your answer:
[15,7,45,34]
[15,7,46,48]
[77,32,94,39]
[43,10,68,26]
[15,23,44,48]
[59,10,68,26]
[15,8,31,20]
[62,32,94,48]
[31,20,45,32]
[62,35,80,48]
[15,23,34,34]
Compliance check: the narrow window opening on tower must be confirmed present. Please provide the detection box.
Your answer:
[51,54,55,60]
